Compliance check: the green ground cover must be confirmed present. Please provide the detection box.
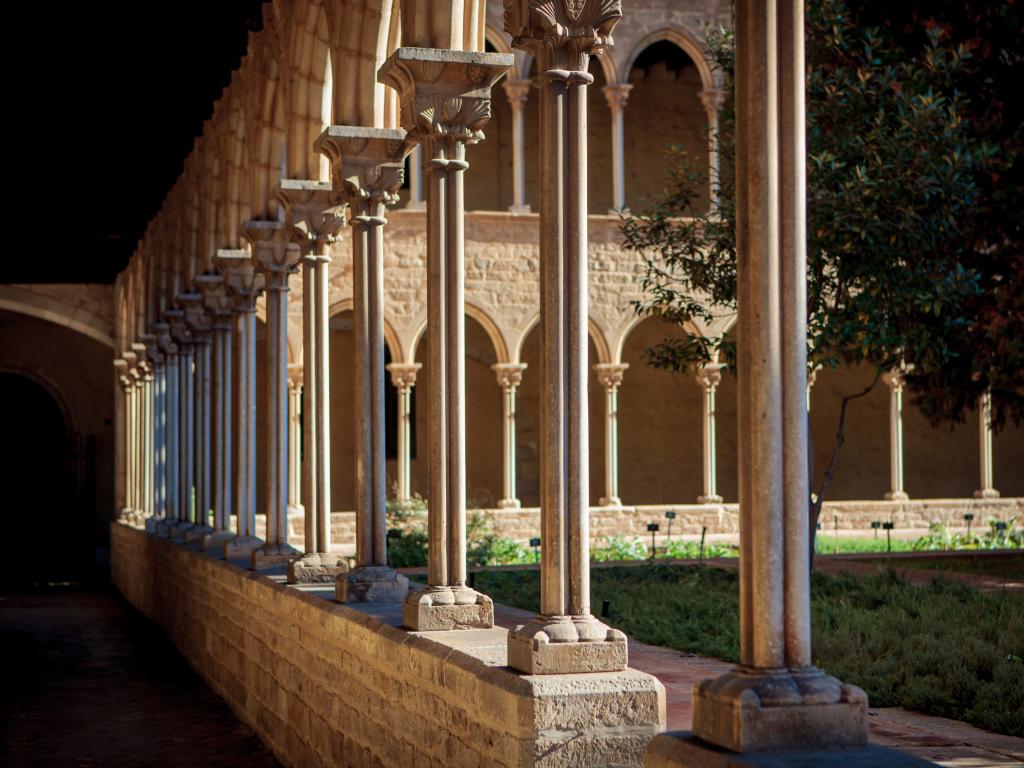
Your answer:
[476,565,1024,737]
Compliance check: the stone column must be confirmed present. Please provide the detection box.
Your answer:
[140,359,155,524]
[155,321,179,537]
[699,88,726,210]
[246,221,303,569]
[316,127,413,602]
[974,390,1000,499]
[883,368,909,501]
[406,145,426,210]
[504,0,627,673]
[218,251,265,559]
[287,368,303,516]
[503,78,532,214]
[386,362,422,504]
[166,307,195,541]
[594,363,627,507]
[492,363,527,508]
[682,0,869,754]
[603,84,632,212]
[276,181,348,583]
[380,48,512,628]
[196,272,236,551]
[696,363,724,504]
[115,359,134,521]
[140,335,165,532]
[182,291,214,541]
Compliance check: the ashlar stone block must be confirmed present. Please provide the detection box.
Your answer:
[288,552,349,584]
[336,566,409,603]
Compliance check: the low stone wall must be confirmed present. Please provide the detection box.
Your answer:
[111,523,664,767]
[273,497,1022,550]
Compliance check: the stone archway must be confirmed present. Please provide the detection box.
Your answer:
[0,372,90,584]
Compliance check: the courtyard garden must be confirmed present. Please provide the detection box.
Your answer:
[475,562,1024,738]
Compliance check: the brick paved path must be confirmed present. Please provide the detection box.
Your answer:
[0,586,281,768]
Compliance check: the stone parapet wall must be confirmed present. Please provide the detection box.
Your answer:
[110,523,664,767]
[269,497,1022,550]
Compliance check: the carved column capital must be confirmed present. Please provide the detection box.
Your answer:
[594,362,628,390]
[602,83,633,112]
[276,180,346,255]
[504,0,622,71]
[287,363,304,390]
[153,322,176,356]
[315,126,412,210]
[699,88,726,119]
[216,249,265,311]
[492,362,528,391]
[696,362,725,391]
[180,290,212,342]
[386,362,422,392]
[243,221,302,289]
[163,306,192,349]
[378,48,513,155]
[882,364,912,391]
[502,77,532,108]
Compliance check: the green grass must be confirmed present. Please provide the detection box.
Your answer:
[814,535,917,554]
[477,565,1024,737]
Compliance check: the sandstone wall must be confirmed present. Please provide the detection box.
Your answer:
[111,523,665,767]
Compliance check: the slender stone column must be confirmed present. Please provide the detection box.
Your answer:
[883,368,909,501]
[504,0,627,673]
[140,334,164,532]
[380,48,511,628]
[155,322,179,537]
[699,88,727,210]
[974,390,1000,499]
[140,359,155,524]
[182,291,214,541]
[276,181,348,583]
[696,363,724,504]
[287,368,303,516]
[406,145,426,210]
[115,359,134,521]
[503,78,532,214]
[683,0,868,753]
[246,221,303,569]
[386,363,421,504]
[129,346,149,526]
[316,127,413,602]
[196,273,237,551]
[218,251,265,559]
[594,363,628,507]
[492,363,527,508]
[166,307,195,541]
[603,84,632,212]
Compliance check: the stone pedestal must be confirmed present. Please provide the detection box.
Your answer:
[403,586,493,631]
[287,552,349,584]
[223,534,263,561]
[202,529,236,552]
[507,615,627,675]
[645,733,933,768]
[250,543,298,570]
[184,525,214,543]
[337,565,410,603]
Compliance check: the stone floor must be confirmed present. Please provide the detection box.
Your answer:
[0,586,281,768]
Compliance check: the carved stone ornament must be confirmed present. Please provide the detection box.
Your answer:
[503,0,622,70]
[276,179,346,249]
[314,126,413,207]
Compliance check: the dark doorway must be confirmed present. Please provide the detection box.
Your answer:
[0,373,93,585]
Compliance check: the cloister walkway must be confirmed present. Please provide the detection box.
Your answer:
[0,587,281,767]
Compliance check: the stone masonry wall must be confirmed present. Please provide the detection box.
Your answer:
[111,523,664,767]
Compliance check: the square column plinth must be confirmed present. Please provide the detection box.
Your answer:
[404,586,494,631]
[337,565,410,603]
[287,552,349,584]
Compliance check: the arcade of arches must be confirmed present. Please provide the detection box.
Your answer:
[3,0,1021,766]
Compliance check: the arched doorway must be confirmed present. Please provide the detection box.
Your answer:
[0,372,91,584]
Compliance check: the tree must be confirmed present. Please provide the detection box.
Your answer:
[622,0,1021,542]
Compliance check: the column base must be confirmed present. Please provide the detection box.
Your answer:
[169,521,196,542]
[287,552,349,584]
[336,565,409,603]
[144,517,160,534]
[223,534,263,561]
[155,518,176,538]
[202,529,236,553]
[645,732,932,767]
[403,585,494,630]
[691,666,868,753]
[496,497,521,509]
[883,491,909,501]
[973,488,1001,499]
[697,494,724,505]
[507,614,627,674]
[599,496,624,508]
[508,204,532,214]
[251,542,301,570]
[119,507,134,521]
[184,524,215,543]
